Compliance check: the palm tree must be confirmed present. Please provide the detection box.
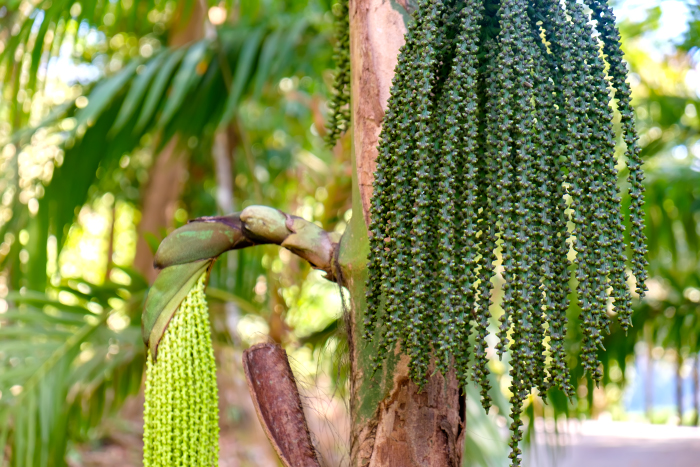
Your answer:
[3,0,698,465]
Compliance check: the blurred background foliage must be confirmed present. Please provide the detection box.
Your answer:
[0,0,698,465]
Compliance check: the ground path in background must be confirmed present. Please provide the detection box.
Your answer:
[531,420,700,467]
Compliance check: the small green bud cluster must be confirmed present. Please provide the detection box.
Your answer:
[143,275,219,467]
[584,0,648,304]
[325,0,351,148]
[364,0,646,464]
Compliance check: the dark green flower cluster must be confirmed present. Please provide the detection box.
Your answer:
[584,0,648,305]
[364,0,647,464]
[325,0,351,148]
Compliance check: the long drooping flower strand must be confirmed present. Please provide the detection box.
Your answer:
[492,0,540,462]
[527,0,574,398]
[491,1,518,361]
[404,0,449,382]
[542,0,600,384]
[325,0,351,148]
[471,0,501,411]
[433,87,461,378]
[592,36,634,331]
[486,0,535,460]
[494,0,541,389]
[564,0,599,383]
[527,39,554,394]
[586,11,636,333]
[525,3,556,396]
[566,0,620,384]
[364,0,427,342]
[435,0,483,382]
[585,0,648,303]
[143,275,219,467]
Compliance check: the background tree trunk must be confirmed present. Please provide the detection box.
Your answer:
[340,1,466,465]
[133,1,207,281]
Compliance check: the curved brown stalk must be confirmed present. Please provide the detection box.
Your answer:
[243,343,322,467]
[154,205,340,280]
[142,205,340,357]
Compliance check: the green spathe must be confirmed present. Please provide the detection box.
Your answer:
[154,222,241,269]
[142,260,212,357]
[153,206,337,277]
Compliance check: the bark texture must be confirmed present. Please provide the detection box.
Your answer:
[362,359,465,467]
[349,0,408,226]
[347,1,465,465]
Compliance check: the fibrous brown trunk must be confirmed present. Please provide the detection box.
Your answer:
[345,1,465,465]
[355,359,464,467]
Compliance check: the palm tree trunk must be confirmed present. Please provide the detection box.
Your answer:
[340,1,465,465]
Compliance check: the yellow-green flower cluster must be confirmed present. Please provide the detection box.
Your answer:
[143,275,219,467]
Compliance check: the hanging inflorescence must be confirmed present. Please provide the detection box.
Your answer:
[143,275,219,467]
[363,0,645,464]
[325,0,351,148]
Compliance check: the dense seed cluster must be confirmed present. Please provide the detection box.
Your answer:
[325,0,351,148]
[143,276,219,467]
[363,0,646,464]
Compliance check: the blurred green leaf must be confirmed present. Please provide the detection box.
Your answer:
[135,47,187,132]
[158,41,211,129]
[219,27,265,126]
[111,52,166,134]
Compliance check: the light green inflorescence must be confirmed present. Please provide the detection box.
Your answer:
[143,275,219,467]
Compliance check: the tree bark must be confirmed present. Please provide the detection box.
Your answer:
[341,1,465,465]
[348,0,409,227]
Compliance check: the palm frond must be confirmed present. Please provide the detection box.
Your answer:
[1,16,325,291]
[0,0,196,131]
[0,269,147,466]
